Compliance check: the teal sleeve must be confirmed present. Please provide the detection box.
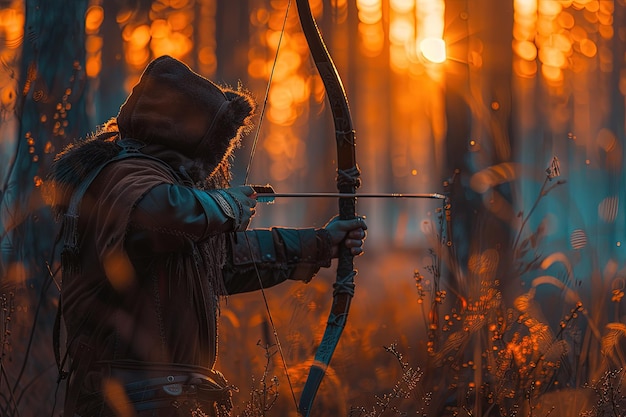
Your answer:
[127,184,234,254]
[222,228,333,294]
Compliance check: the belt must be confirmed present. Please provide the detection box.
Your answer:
[78,367,232,416]
[124,373,229,404]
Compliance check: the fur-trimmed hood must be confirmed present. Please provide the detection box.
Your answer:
[117,55,256,177]
[46,56,257,215]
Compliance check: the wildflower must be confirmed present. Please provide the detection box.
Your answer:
[545,156,560,179]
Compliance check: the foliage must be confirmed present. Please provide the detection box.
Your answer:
[239,341,281,417]
[348,344,427,417]
[351,158,625,417]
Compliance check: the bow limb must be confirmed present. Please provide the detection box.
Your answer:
[295,1,361,416]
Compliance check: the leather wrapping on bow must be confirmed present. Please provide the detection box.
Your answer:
[294,1,361,415]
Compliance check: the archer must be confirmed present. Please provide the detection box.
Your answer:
[45,55,367,417]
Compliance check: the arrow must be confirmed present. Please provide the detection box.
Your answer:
[257,192,446,201]
[250,184,446,203]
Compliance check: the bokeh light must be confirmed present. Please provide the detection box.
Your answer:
[420,37,446,63]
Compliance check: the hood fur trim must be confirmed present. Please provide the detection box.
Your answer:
[44,121,120,218]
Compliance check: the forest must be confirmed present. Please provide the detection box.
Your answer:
[1,0,625,416]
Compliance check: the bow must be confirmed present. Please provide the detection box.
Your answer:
[294,1,360,415]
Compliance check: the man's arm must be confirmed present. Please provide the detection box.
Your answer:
[127,183,365,293]
[127,183,254,254]
[222,228,333,294]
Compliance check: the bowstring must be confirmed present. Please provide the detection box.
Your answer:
[243,234,299,410]
[243,0,299,412]
[244,0,292,185]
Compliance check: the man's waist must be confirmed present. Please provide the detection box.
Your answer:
[78,360,233,415]
[99,359,225,384]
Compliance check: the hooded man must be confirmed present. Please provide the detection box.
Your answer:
[46,55,367,417]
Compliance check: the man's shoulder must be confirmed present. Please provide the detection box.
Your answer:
[89,156,178,207]
[101,155,177,182]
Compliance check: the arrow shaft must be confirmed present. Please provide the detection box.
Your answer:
[260,192,446,200]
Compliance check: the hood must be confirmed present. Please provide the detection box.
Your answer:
[117,55,256,177]
[45,56,256,216]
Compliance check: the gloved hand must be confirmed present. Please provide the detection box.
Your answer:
[323,215,368,258]
[207,185,257,231]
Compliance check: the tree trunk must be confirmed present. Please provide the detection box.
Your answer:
[0,0,88,415]
[97,0,127,124]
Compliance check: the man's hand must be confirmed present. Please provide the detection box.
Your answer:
[226,185,258,230]
[209,185,257,231]
[323,216,368,258]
